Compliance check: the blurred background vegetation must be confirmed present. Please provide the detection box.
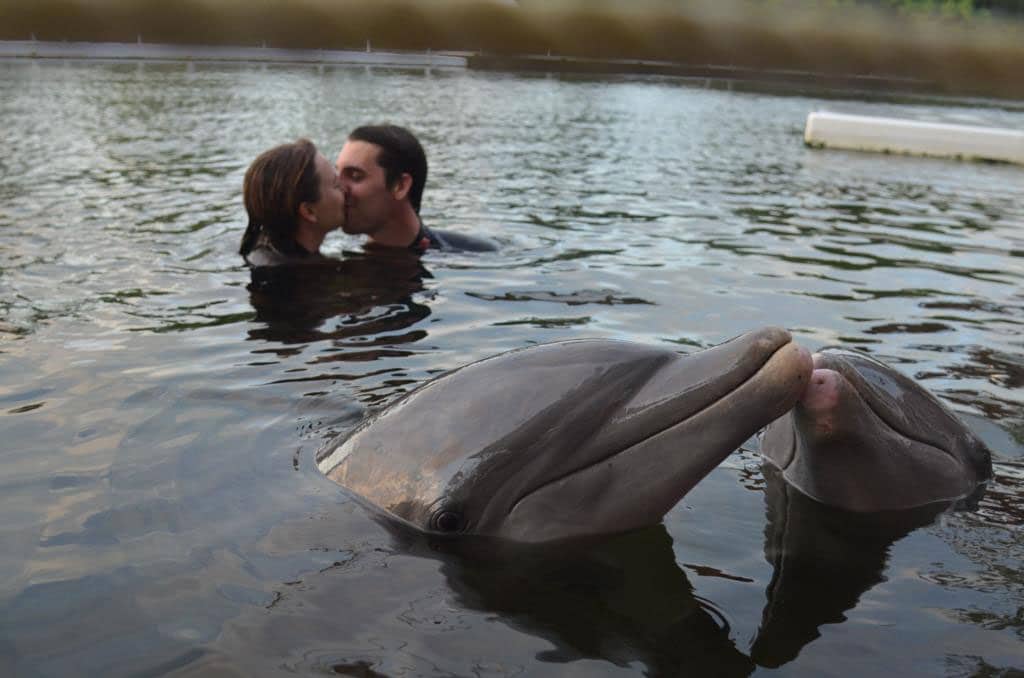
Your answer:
[1,0,1021,98]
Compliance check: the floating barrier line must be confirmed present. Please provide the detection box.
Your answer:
[804,111,1024,165]
[6,40,1024,111]
[0,40,469,68]
[0,39,938,94]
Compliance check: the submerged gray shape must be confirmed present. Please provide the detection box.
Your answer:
[761,348,992,512]
[751,464,954,669]
[319,326,812,543]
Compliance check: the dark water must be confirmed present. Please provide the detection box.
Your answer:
[1,60,1022,677]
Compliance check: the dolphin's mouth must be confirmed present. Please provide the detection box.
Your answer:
[509,334,809,516]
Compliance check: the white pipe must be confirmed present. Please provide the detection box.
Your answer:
[804,111,1024,165]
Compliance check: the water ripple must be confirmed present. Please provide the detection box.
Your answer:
[0,60,1022,677]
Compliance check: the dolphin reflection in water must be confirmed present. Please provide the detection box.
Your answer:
[404,523,757,677]
[306,338,994,673]
[209,517,757,677]
[319,326,812,543]
[750,463,983,668]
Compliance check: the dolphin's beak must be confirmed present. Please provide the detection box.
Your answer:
[503,328,812,542]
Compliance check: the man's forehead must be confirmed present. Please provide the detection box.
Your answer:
[337,140,382,168]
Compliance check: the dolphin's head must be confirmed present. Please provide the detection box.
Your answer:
[319,326,811,543]
[761,348,992,512]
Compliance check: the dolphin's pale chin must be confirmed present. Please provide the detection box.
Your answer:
[761,349,992,513]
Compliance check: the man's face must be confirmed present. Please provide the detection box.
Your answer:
[336,140,397,236]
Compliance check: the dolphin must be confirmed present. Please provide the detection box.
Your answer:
[318,326,812,543]
[761,347,992,512]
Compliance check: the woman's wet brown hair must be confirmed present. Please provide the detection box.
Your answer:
[240,138,321,256]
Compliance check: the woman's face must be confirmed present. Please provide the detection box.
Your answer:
[306,153,347,233]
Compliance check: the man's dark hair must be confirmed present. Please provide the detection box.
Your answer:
[349,124,427,214]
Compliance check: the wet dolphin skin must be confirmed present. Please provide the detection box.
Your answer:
[761,348,992,512]
[320,326,812,543]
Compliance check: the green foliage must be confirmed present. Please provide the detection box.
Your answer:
[885,0,979,19]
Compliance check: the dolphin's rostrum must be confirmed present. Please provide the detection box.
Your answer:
[319,326,812,543]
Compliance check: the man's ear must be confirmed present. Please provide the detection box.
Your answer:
[298,201,317,223]
[390,173,413,202]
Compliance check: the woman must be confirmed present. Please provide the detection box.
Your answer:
[239,138,346,266]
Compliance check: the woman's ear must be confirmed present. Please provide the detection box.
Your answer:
[298,201,317,223]
[391,173,413,201]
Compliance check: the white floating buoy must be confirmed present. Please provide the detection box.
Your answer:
[804,111,1024,165]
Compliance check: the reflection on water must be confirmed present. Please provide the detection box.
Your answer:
[215,524,755,677]
[751,465,966,668]
[0,60,1022,676]
[247,252,430,347]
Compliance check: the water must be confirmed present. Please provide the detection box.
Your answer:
[0,60,1022,676]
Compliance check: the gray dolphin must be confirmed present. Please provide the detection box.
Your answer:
[318,326,812,543]
[761,348,992,512]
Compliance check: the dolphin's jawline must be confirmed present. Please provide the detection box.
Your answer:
[798,480,974,513]
[860,392,961,465]
[775,427,797,472]
[509,340,794,515]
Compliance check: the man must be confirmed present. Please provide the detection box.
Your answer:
[336,124,497,253]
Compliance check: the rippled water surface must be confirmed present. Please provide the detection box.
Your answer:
[1,60,1022,677]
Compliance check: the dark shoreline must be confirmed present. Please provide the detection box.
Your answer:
[3,39,1022,108]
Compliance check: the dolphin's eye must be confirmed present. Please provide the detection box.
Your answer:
[432,509,465,534]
